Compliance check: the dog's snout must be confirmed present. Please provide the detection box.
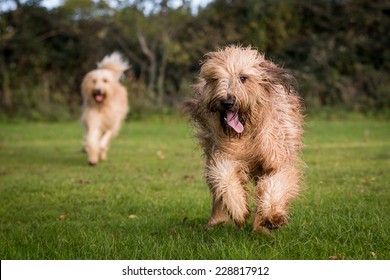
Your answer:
[220,97,235,109]
[93,89,102,95]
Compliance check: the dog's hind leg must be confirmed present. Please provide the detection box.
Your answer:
[253,166,300,232]
[205,196,229,228]
[206,158,250,228]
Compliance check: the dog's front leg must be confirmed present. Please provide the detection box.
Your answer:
[253,166,300,232]
[99,130,114,161]
[205,158,249,228]
[85,128,101,166]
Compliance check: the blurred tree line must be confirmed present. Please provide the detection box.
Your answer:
[0,0,389,121]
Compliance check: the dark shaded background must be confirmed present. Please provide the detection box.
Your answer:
[1,0,389,120]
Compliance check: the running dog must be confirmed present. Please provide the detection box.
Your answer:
[184,45,304,233]
[81,52,129,166]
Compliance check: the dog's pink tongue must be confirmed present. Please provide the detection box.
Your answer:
[95,95,104,103]
[227,111,244,133]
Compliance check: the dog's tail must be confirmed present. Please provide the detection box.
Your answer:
[97,52,130,80]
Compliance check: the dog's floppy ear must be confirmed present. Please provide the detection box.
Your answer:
[182,80,205,120]
[182,98,199,119]
[259,60,296,94]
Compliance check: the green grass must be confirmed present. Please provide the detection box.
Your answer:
[0,118,389,260]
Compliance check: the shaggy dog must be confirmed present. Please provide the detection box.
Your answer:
[184,45,304,233]
[81,52,129,166]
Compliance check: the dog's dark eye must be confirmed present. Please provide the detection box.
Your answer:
[206,78,218,84]
[239,76,247,83]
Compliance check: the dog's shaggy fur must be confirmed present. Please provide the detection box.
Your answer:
[184,45,304,233]
[81,52,129,166]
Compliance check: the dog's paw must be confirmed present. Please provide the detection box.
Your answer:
[253,211,288,233]
[205,217,228,229]
[88,153,99,166]
[261,213,288,230]
[100,154,107,161]
[252,225,271,235]
[204,223,215,230]
[261,217,287,230]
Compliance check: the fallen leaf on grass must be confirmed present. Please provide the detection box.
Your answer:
[156,151,165,160]
[78,179,91,184]
[182,175,194,181]
[58,213,68,221]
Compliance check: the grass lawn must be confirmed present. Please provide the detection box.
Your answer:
[0,118,389,260]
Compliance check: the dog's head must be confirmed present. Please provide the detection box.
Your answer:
[188,45,295,136]
[81,69,117,105]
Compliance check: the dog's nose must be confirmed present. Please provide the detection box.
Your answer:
[220,98,235,109]
[93,89,101,95]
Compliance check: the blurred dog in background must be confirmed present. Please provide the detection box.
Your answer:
[184,45,304,234]
[81,52,129,166]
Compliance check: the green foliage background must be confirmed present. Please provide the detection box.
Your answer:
[1,0,389,121]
